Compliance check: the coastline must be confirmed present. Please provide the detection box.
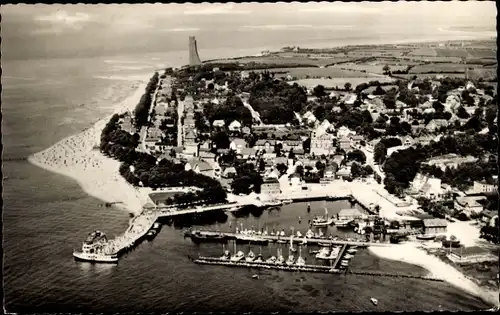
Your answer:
[369,244,499,307]
[27,78,151,216]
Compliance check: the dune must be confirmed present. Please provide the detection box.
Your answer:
[28,78,151,215]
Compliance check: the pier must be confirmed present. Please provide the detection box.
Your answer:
[185,230,396,247]
[331,244,348,269]
[103,210,158,256]
[189,256,444,282]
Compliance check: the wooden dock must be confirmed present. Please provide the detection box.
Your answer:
[185,230,395,247]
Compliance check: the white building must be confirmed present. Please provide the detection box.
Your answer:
[228,120,242,132]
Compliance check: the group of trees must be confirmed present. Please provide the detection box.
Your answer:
[231,161,263,195]
[100,114,140,164]
[383,134,498,194]
[350,162,373,179]
[134,72,159,128]
[480,217,499,244]
[248,79,307,124]
[202,94,253,127]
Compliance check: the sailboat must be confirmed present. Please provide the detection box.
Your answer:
[313,206,334,227]
[246,246,256,262]
[289,235,297,253]
[295,246,306,266]
[315,247,331,260]
[220,244,231,260]
[276,248,285,264]
[230,241,245,262]
[254,247,264,262]
[266,246,277,263]
[305,229,315,238]
[370,298,378,306]
[286,246,295,265]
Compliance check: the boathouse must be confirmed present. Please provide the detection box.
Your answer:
[447,246,496,263]
[422,218,448,235]
[338,208,363,221]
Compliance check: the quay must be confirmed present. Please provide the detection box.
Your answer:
[189,256,444,282]
[184,230,397,247]
[103,210,158,256]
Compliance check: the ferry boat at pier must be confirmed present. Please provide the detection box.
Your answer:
[73,231,118,263]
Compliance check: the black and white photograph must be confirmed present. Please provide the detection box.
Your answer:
[2,1,499,313]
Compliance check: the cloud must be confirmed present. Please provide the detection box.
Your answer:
[240,24,353,31]
[183,4,251,16]
[36,10,91,27]
[162,27,201,32]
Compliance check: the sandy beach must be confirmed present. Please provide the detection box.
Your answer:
[28,79,151,215]
[369,243,499,307]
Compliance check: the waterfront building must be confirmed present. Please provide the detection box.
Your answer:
[471,180,497,194]
[261,177,281,196]
[454,196,485,216]
[311,128,334,155]
[422,218,448,235]
[338,208,363,221]
[336,166,351,180]
[447,246,496,264]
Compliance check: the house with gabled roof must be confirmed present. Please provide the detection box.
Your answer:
[228,120,242,132]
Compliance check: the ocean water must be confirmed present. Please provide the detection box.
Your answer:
[2,49,492,313]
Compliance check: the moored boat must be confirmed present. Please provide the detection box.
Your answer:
[315,248,331,260]
[246,249,256,262]
[416,234,436,240]
[282,199,293,204]
[312,207,334,227]
[73,230,118,263]
[190,231,228,243]
[305,229,315,238]
[371,298,378,306]
[230,251,245,262]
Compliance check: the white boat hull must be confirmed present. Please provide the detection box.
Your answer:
[73,251,118,263]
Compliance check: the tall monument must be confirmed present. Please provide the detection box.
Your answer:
[188,36,202,66]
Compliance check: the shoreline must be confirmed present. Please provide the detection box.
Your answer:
[27,77,151,216]
[369,244,499,307]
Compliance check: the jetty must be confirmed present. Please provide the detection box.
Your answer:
[103,210,158,256]
[189,256,444,282]
[184,230,395,247]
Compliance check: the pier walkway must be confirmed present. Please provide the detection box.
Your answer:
[186,230,396,247]
[103,210,158,256]
[331,244,348,269]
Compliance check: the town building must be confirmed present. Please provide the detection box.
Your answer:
[185,158,214,177]
[401,136,414,147]
[471,180,497,194]
[222,167,237,178]
[229,138,248,154]
[228,120,242,132]
[425,119,449,132]
[261,177,281,196]
[255,140,276,153]
[337,126,353,138]
[212,119,225,128]
[422,218,448,235]
[336,166,351,180]
[310,129,334,155]
[454,196,485,215]
[350,135,364,148]
[339,136,352,152]
[183,129,198,155]
[366,139,380,153]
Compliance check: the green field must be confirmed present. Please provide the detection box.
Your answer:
[330,62,408,74]
[408,63,487,73]
[149,191,183,203]
[262,66,388,80]
[291,77,396,89]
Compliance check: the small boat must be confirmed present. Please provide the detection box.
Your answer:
[296,231,302,238]
[289,236,297,253]
[266,256,277,263]
[315,248,331,260]
[276,249,285,264]
[333,219,352,227]
[190,231,227,243]
[146,229,157,240]
[246,249,256,262]
[309,250,319,255]
[231,251,245,262]
[220,249,231,260]
[371,298,378,306]
[312,207,334,227]
[295,247,305,266]
[343,254,353,259]
[416,234,436,240]
[318,242,331,247]
[286,255,295,266]
[328,247,341,259]
[252,274,259,279]
[282,199,293,204]
[153,222,161,230]
[305,229,315,238]
[347,248,358,254]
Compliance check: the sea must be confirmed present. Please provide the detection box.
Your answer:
[2,43,493,313]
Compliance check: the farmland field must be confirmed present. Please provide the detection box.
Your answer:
[409,63,486,73]
[329,62,408,74]
[291,77,396,89]
[207,53,353,67]
[434,48,472,58]
[257,67,387,79]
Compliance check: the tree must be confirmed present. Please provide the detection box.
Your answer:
[383,64,391,75]
[344,82,352,91]
[347,149,367,164]
[258,159,266,173]
[313,84,327,98]
[276,163,288,176]
[373,142,387,164]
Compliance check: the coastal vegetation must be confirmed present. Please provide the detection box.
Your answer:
[100,112,227,206]
[134,72,159,128]
[383,134,498,195]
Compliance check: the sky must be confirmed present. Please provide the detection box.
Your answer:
[1,2,496,60]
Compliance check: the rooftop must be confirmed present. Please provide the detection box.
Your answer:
[422,218,448,228]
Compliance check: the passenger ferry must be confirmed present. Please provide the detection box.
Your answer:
[73,231,118,263]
